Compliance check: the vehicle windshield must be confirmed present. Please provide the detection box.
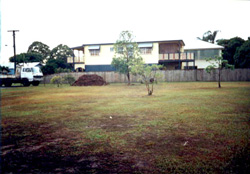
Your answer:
[31,67,42,73]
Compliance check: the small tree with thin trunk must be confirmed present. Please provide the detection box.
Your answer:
[205,55,234,88]
[50,76,63,87]
[112,31,143,85]
[132,63,162,95]
[63,74,75,85]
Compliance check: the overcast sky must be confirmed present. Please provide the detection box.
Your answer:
[1,0,250,63]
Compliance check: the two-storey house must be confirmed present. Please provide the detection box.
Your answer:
[67,40,196,72]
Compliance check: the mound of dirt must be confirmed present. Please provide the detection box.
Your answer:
[72,74,108,86]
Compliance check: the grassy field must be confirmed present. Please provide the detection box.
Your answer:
[1,82,250,173]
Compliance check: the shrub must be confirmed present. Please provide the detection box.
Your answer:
[55,68,71,73]
[0,66,10,74]
[63,74,75,85]
[50,76,63,87]
[131,64,162,95]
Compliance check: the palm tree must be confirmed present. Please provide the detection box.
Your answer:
[197,30,220,44]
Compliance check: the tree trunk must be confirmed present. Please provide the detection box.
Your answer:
[147,83,153,96]
[127,72,130,85]
[148,90,153,96]
[218,68,221,88]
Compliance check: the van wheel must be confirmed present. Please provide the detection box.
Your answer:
[22,79,30,87]
[32,81,40,86]
[5,82,12,87]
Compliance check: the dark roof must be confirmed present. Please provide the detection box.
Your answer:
[71,40,185,49]
[71,46,84,50]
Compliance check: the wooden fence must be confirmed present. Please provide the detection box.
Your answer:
[43,69,250,84]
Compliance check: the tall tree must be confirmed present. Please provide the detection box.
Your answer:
[50,44,74,62]
[27,41,51,62]
[198,30,220,44]
[41,64,55,75]
[111,31,143,85]
[41,44,73,75]
[234,38,250,68]
[217,37,245,66]
[42,57,72,75]
[9,52,43,63]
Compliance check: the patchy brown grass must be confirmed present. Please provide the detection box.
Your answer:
[1,82,250,173]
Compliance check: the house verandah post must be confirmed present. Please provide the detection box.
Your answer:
[178,52,181,69]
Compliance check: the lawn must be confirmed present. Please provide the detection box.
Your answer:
[1,82,250,173]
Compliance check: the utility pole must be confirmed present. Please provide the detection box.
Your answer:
[8,30,19,74]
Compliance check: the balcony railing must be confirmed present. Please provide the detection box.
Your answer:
[67,56,85,63]
[159,52,194,61]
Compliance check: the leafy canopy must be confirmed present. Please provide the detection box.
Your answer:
[41,44,74,75]
[111,31,144,85]
[131,62,163,95]
[205,55,234,88]
[63,74,76,85]
[9,40,74,75]
[50,44,74,62]
[233,38,250,68]
[0,66,10,73]
[205,56,234,73]
[197,30,220,44]
[217,37,245,66]
[50,76,63,87]
[41,58,72,75]
[27,41,51,61]
[9,52,43,63]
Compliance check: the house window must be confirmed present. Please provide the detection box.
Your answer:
[88,45,100,56]
[140,47,152,54]
[138,43,153,54]
[89,49,100,56]
[110,47,114,52]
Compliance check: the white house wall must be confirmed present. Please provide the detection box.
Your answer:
[84,43,160,65]
[195,60,218,69]
[85,45,114,65]
[140,42,159,64]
